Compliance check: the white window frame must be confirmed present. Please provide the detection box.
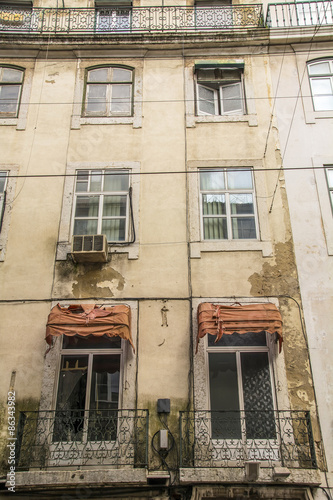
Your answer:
[308,59,333,112]
[185,60,257,127]
[55,336,124,420]
[196,68,246,117]
[71,169,130,243]
[0,65,24,118]
[83,65,133,117]
[199,168,259,241]
[326,166,333,211]
[57,162,140,260]
[0,165,18,261]
[71,61,143,129]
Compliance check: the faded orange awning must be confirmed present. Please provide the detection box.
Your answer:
[196,302,283,353]
[46,304,134,352]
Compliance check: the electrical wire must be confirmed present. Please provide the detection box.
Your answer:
[3,164,331,180]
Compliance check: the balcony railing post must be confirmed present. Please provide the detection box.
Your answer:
[179,411,183,467]
[305,411,317,469]
[14,411,26,469]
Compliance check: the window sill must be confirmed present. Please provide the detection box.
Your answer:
[186,114,258,127]
[190,239,273,258]
[0,117,18,126]
[56,241,139,261]
[71,115,142,129]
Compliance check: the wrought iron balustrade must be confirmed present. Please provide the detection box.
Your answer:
[179,410,318,469]
[0,4,264,34]
[14,409,149,470]
[267,0,333,27]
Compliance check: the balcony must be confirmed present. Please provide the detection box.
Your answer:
[267,0,333,27]
[0,4,264,35]
[179,410,318,469]
[14,409,149,469]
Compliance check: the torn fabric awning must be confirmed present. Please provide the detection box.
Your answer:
[46,303,134,352]
[196,302,283,353]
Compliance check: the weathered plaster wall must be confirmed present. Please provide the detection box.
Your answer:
[269,43,333,487]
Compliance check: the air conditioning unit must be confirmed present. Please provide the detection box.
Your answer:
[71,234,108,263]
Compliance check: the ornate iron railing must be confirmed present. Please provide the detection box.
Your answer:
[14,409,149,470]
[267,0,333,27]
[0,5,264,34]
[179,410,318,469]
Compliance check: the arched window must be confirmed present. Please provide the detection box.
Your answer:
[0,66,24,117]
[83,66,133,117]
[308,59,333,111]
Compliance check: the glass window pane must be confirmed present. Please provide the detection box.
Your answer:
[209,352,241,439]
[327,169,333,188]
[87,68,109,82]
[230,194,254,215]
[200,170,225,190]
[88,355,120,441]
[203,217,227,239]
[104,171,129,192]
[90,171,102,192]
[241,352,276,440]
[232,217,256,239]
[0,85,20,114]
[198,85,216,115]
[227,169,253,189]
[75,196,99,217]
[111,84,131,114]
[308,61,331,75]
[311,77,332,95]
[86,84,107,114]
[1,68,23,83]
[73,219,98,235]
[208,330,267,347]
[0,172,7,193]
[102,219,126,241]
[111,68,132,82]
[76,171,89,192]
[313,94,333,111]
[221,82,243,114]
[53,355,88,442]
[203,194,226,215]
[63,335,121,349]
[103,195,127,217]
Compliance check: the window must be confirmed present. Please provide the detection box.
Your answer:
[72,169,130,243]
[0,66,24,117]
[326,167,333,209]
[53,335,123,443]
[96,6,131,32]
[207,331,276,442]
[0,171,8,231]
[308,59,333,111]
[83,66,133,117]
[196,66,245,116]
[199,168,257,240]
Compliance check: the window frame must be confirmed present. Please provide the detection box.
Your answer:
[0,170,8,232]
[307,58,333,112]
[195,66,246,117]
[0,64,25,118]
[206,331,277,434]
[199,167,259,241]
[54,335,124,431]
[82,65,134,118]
[71,168,131,243]
[325,166,333,213]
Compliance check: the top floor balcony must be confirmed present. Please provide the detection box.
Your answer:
[0,4,264,34]
[267,0,333,27]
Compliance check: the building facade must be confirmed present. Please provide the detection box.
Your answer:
[0,0,332,498]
